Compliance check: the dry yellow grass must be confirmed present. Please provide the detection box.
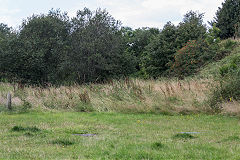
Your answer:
[221,101,240,115]
[0,78,239,114]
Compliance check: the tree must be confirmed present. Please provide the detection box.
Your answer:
[65,8,134,83]
[214,0,240,39]
[176,11,207,47]
[141,22,178,78]
[122,27,159,74]
[0,23,18,81]
[12,9,71,84]
[141,11,207,78]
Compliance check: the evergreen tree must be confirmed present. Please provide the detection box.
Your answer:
[176,11,206,47]
[214,0,240,39]
[141,22,178,78]
[122,27,159,74]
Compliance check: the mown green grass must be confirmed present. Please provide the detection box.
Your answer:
[0,112,240,159]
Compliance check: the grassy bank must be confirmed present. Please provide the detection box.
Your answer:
[0,112,240,159]
[1,77,239,115]
[0,78,211,114]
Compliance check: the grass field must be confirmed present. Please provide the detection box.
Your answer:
[0,111,240,159]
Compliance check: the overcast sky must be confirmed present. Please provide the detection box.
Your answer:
[0,0,224,29]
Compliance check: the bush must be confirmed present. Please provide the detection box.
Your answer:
[209,54,240,110]
[169,40,211,78]
[212,39,238,61]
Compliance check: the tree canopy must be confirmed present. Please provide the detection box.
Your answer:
[0,8,227,85]
[214,0,240,39]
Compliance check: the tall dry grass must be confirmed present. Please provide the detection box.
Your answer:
[0,78,217,114]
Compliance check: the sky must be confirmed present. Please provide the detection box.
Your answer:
[0,0,225,29]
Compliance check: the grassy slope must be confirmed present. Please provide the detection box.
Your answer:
[198,42,240,114]
[199,43,240,78]
[0,112,240,159]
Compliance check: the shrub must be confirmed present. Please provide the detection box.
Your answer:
[213,39,238,61]
[209,54,240,110]
[169,40,210,78]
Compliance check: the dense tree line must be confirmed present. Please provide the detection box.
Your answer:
[214,0,240,39]
[0,8,135,84]
[0,0,239,85]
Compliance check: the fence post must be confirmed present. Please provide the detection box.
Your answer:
[6,93,12,110]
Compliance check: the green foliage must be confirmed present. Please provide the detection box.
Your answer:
[122,27,160,75]
[142,11,207,78]
[0,8,235,84]
[219,63,237,77]
[142,22,178,78]
[221,39,238,51]
[18,9,70,84]
[214,0,240,39]
[0,23,17,81]
[176,11,207,47]
[169,40,211,78]
[169,29,236,78]
[65,8,134,83]
[209,53,240,110]
[0,8,136,84]
[0,23,13,48]
[0,9,70,84]
[205,24,221,45]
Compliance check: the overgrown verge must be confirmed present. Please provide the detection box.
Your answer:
[0,78,210,114]
[191,40,240,114]
[207,45,240,114]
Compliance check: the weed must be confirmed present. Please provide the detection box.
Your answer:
[51,139,75,146]
[173,133,196,140]
[0,105,7,112]
[24,132,34,137]
[76,102,94,112]
[151,142,164,150]
[221,136,240,142]
[11,126,41,132]
[78,90,91,103]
